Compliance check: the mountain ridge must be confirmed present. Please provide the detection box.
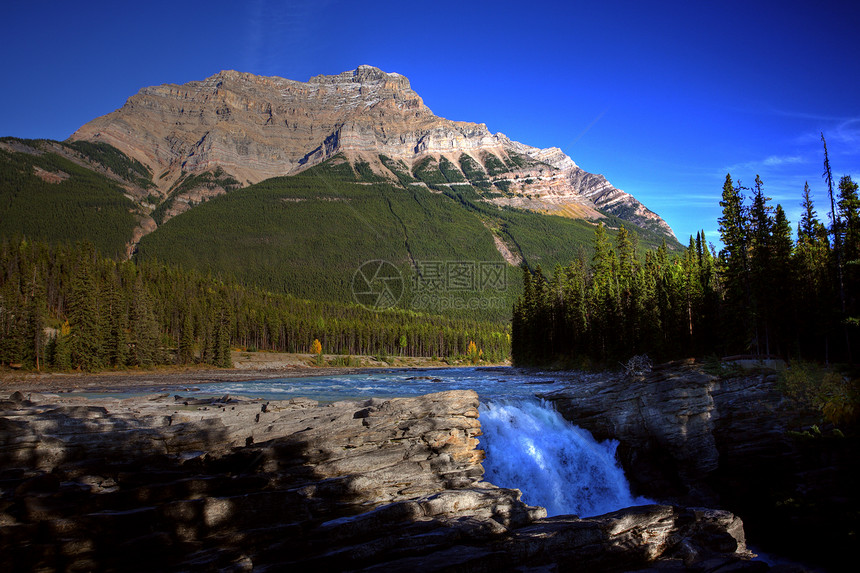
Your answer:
[69,66,676,240]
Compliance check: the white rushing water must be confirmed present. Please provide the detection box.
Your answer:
[479,399,652,517]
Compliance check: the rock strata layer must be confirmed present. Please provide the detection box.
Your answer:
[0,389,762,571]
[541,362,858,570]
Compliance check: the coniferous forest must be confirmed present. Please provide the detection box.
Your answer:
[3,135,858,375]
[513,137,860,368]
[0,240,511,371]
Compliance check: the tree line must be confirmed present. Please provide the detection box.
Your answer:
[0,239,511,371]
[513,136,859,366]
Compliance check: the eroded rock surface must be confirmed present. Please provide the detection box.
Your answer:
[541,362,857,570]
[1,389,762,571]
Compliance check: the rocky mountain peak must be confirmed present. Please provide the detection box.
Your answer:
[68,66,676,239]
[312,64,410,88]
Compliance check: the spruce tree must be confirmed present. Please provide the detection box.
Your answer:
[837,175,860,264]
[771,205,794,355]
[129,278,160,367]
[0,282,25,366]
[822,133,846,315]
[717,174,751,354]
[214,307,233,368]
[749,175,775,355]
[590,224,618,359]
[178,310,195,364]
[26,276,46,370]
[104,276,129,367]
[799,182,817,241]
[562,258,589,356]
[836,175,859,354]
[51,324,73,370]
[68,261,104,371]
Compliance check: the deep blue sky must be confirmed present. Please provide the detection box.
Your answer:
[3,0,859,247]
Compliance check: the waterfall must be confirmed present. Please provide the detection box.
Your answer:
[479,399,652,518]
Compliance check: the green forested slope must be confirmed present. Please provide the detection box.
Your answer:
[1,137,676,325]
[0,138,139,256]
[136,154,674,320]
[136,159,517,319]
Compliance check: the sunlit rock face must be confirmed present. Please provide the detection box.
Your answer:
[69,66,676,239]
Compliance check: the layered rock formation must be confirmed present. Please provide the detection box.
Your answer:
[69,66,675,238]
[541,362,858,569]
[0,389,761,571]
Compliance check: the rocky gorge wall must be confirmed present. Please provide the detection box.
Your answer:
[0,388,764,571]
[541,362,858,570]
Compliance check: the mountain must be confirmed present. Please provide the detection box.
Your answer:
[2,67,681,321]
[69,66,676,241]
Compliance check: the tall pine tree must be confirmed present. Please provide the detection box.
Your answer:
[718,174,752,354]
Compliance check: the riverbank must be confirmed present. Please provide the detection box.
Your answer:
[0,351,497,394]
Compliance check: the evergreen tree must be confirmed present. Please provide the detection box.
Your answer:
[680,235,703,346]
[129,278,160,367]
[771,204,794,355]
[0,281,26,366]
[749,175,775,355]
[178,309,195,364]
[590,224,617,359]
[68,259,104,371]
[837,175,860,352]
[509,146,858,366]
[822,133,846,315]
[799,181,817,241]
[794,187,829,356]
[717,174,752,354]
[838,175,860,264]
[51,321,72,370]
[25,275,47,370]
[214,306,233,368]
[104,276,129,367]
[561,258,589,358]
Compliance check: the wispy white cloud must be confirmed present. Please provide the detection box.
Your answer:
[762,155,805,166]
[722,154,810,176]
[648,193,720,207]
[828,118,860,147]
[769,108,850,123]
[794,117,860,148]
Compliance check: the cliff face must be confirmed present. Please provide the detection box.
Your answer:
[69,66,499,188]
[540,363,858,570]
[69,66,676,239]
